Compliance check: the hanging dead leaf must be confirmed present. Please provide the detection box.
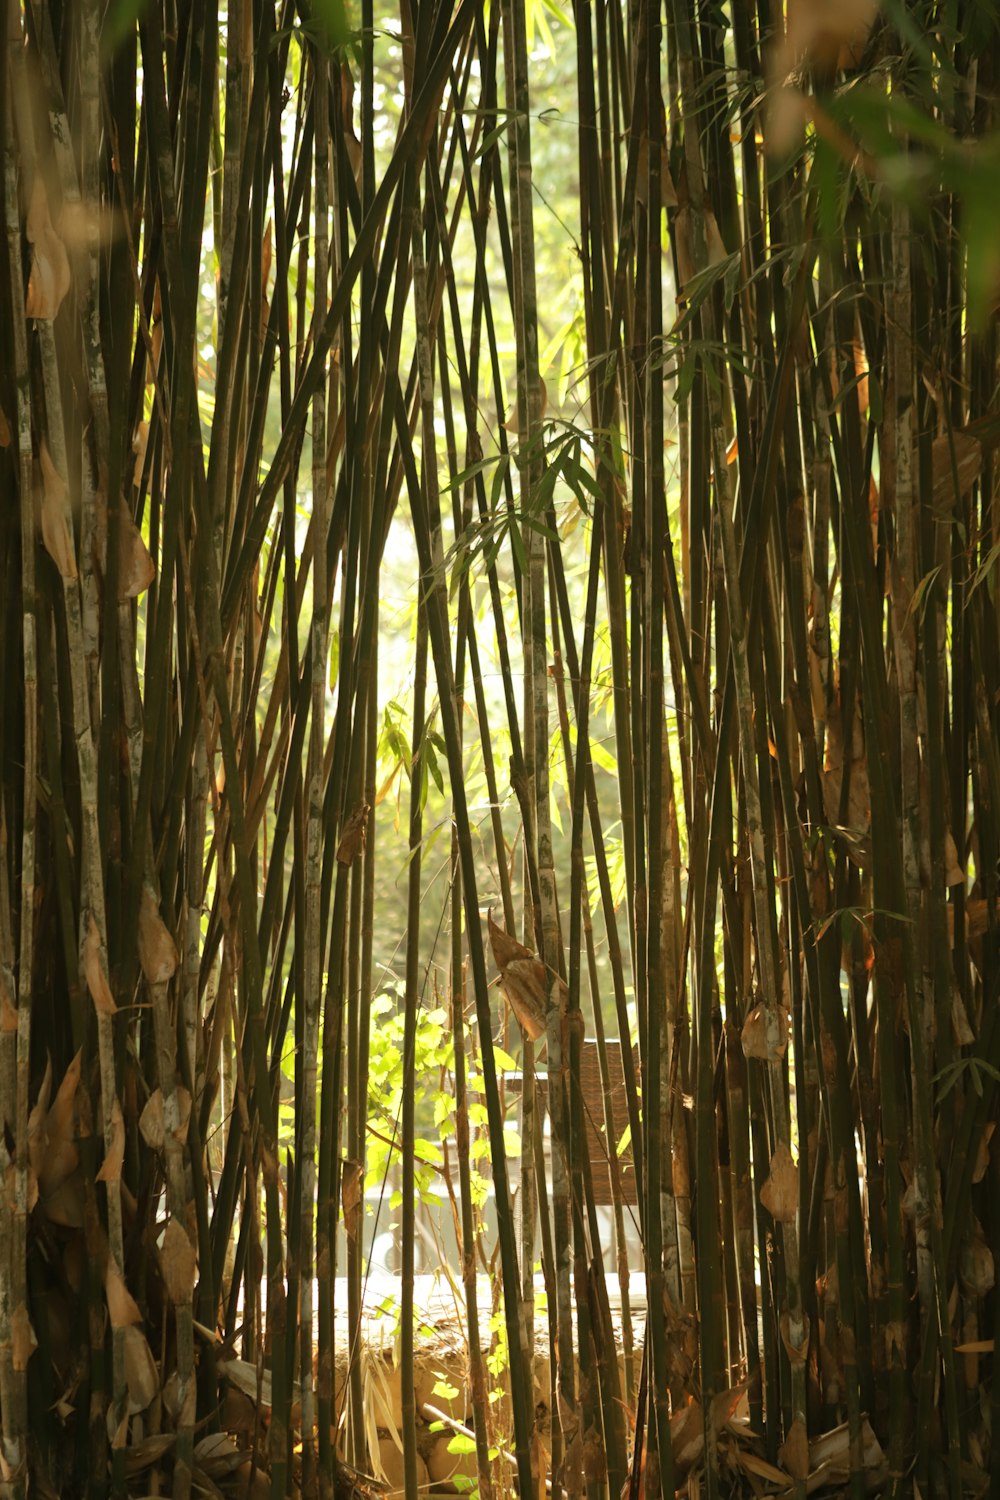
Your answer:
[39,1050,82,1193]
[487,910,534,970]
[635,97,678,210]
[503,375,549,438]
[195,1431,251,1480]
[709,1380,747,1433]
[220,1385,256,1441]
[780,1311,811,1366]
[124,1323,159,1412]
[784,0,879,75]
[160,1218,197,1304]
[119,507,155,599]
[669,1400,704,1473]
[336,802,370,866]
[741,1001,789,1061]
[951,986,975,1048]
[0,405,11,447]
[972,1122,995,1185]
[0,965,16,1034]
[944,829,965,887]
[161,1369,183,1422]
[221,1356,272,1410]
[734,1450,789,1484]
[779,1418,810,1480]
[96,1097,125,1184]
[342,1157,363,1242]
[138,1084,192,1153]
[760,1143,799,1224]
[38,442,77,579]
[487,910,552,1041]
[83,913,116,1016]
[25,175,71,320]
[27,1057,53,1178]
[139,1088,165,1152]
[808,1414,885,1478]
[105,1256,143,1328]
[960,1220,995,1298]
[11,1304,37,1371]
[138,885,178,984]
[124,1433,174,1478]
[44,1172,85,1228]
[932,430,982,511]
[673,205,728,292]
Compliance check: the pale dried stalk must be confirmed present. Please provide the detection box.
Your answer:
[299,37,330,1493]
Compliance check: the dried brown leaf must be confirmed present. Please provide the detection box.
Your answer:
[119,508,156,599]
[39,1050,82,1193]
[734,1449,789,1484]
[139,1085,192,1153]
[0,964,16,1033]
[11,1304,37,1371]
[195,1432,249,1479]
[138,886,178,984]
[500,958,552,1041]
[503,374,549,437]
[972,1122,995,1186]
[779,1417,810,1481]
[785,0,879,73]
[105,1256,143,1328]
[951,986,975,1048]
[760,1143,799,1224]
[741,1001,789,1061]
[38,442,77,579]
[670,1400,704,1473]
[124,1433,174,1477]
[960,1221,995,1298]
[124,1324,159,1413]
[336,802,371,866]
[43,1172,85,1228]
[139,1088,165,1151]
[709,1380,747,1434]
[160,1218,197,1304]
[487,909,534,969]
[808,1414,885,1476]
[342,1157,363,1242]
[780,1311,810,1366]
[96,1096,125,1184]
[932,431,982,510]
[487,911,551,1040]
[25,176,71,320]
[222,1357,272,1409]
[83,913,116,1016]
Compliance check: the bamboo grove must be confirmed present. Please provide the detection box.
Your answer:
[1,0,1000,1496]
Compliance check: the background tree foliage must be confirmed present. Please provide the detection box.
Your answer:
[2,0,1000,1497]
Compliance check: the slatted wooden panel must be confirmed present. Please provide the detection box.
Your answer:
[509,1040,638,1205]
